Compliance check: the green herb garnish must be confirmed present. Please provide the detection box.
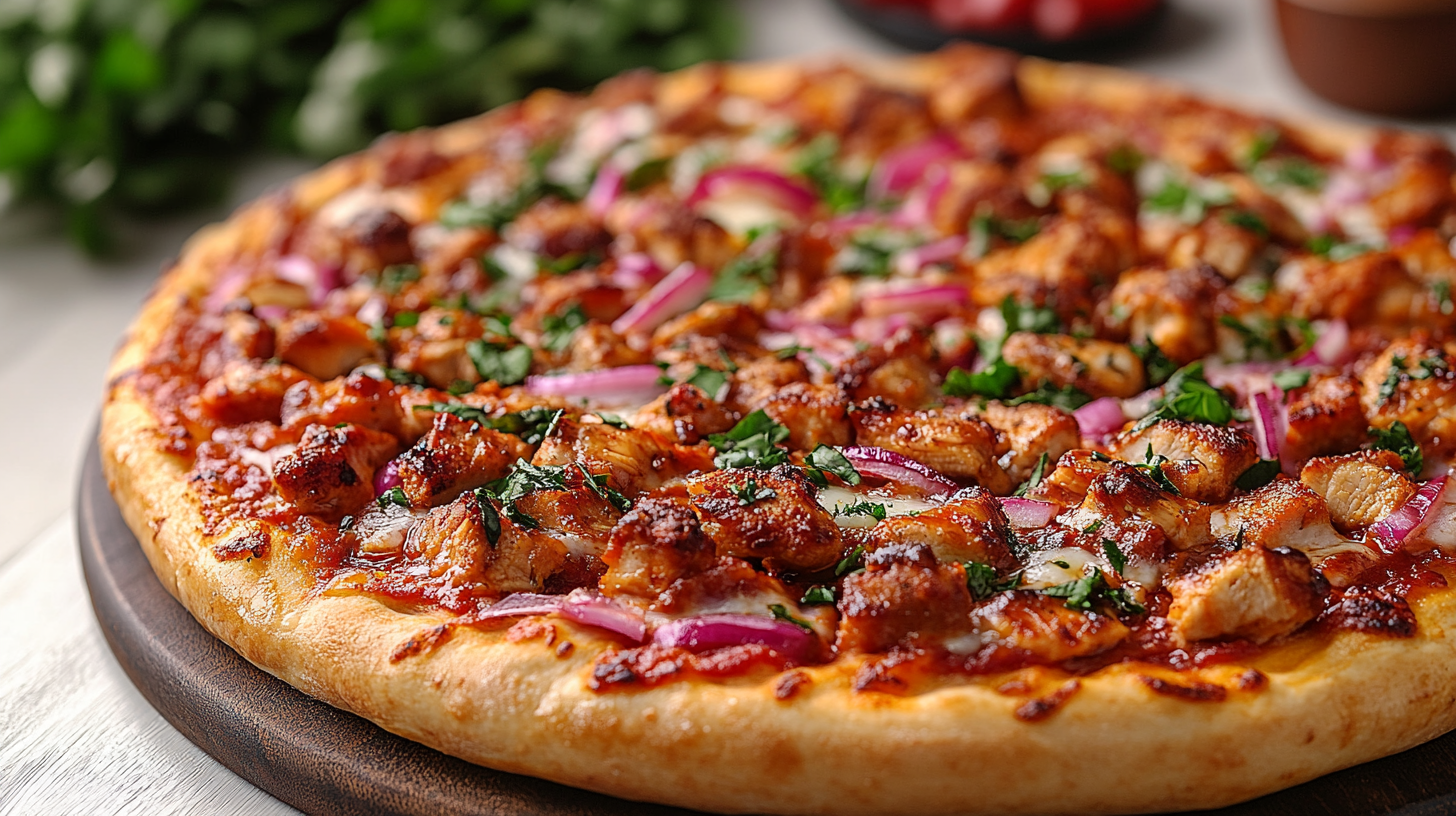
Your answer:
[1370,421,1423,475]
[707,410,791,470]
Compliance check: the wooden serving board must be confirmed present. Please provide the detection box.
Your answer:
[77,437,1456,816]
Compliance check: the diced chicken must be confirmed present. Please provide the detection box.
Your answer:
[686,466,844,573]
[275,312,379,381]
[978,402,1081,486]
[837,544,975,653]
[760,383,854,451]
[600,498,716,601]
[1026,449,1116,508]
[852,404,1014,494]
[1284,374,1370,465]
[973,211,1136,323]
[1275,252,1426,330]
[272,423,399,518]
[1111,420,1260,504]
[1000,333,1147,399]
[971,591,1129,663]
[503,197,611,259]
[198,360,310,424]
[1370,157,1455,230]
[725,356,810,415]
[1104,264,1227,364]
[220,310,275,360]
[1071,461,1212,550]
[1360,340,1456,464]
[834,328,939,408]
[281,371,432,441]
[629,383,738,445]
[866,487,1020,571]
[1166,545,1323,644]
[553,322,651,372]
[533,417,713,497]
[652,301,764,350]
[394,413,531,507]
[1300,450,1416,533]
[403,491,567,604]
[1210,479,1375,586]
[1166,215,1265,280]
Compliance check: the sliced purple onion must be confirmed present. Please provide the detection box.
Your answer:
[584,163,625,218]
[525,365,667,403]
[840,446,959,496]
[1345,143,1387,174]
[870,133,961,200]
[1296,319,1351,366]
[254,304,290,322]
[892,237,968,276]
[1074,397,1126,441]
[652,613,818,664]
[1369,476,1450,554]
[1248,390,1284,462]
[476,593,565,621]
[895,167,950,227]
[611,261,711,335]
[688,167,817,215]
[820,211,885,235]
[610,252,663,289]
[561,589,647,643]
[999,497,1057,528]
[851,314,914,345]
[202,266,251,314]
[356,294,388,327]
[373,458,403,496]
[1389,225,1418,247]
[276,254,342,306]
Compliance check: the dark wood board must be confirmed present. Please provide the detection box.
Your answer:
[77,435,1456,816]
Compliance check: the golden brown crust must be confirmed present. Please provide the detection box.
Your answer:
[100,45,1456,815]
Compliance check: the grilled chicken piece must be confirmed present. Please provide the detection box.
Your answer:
[281,371,435,441]
[553,322,651,372]
[1167,546,1323,644]
[760,382,854,451]
[275,312,379,381]
[652,301,764,350]
[655,557,834,639]
[837,544,975,653]
[511,483,624,556]
[1370,157,1455,230]
[978,402,1081,486]
[971,591,1129,662]
[1111,420,1260,504]
[1284,374,1370,464]
[404,491,567,603]
[852,403,1014,494]
[1360,339,1456,464]
[533,417,713,497]
[503,197,611,259]
[1026,449,1116,508]
[388,307,490,389]
[725,356,810,415]
[1210,479,1375,586]
[1276,252,1426,329]
[1000,333,1147,399]
[1217,172,1309,245]
[1300,451,1417,533]
[686,466,844,573]
[220,309,276,361]
[973,211,1136,323]
[394,413,530,507]
[272,423,399,518]
[600,498,716,601]
[607,192,738,272]
[630,383,737,445]
[1104,264,1226,364]
[835,328,938,408]
[1068,461,1212,550]
[342,207,415,271]
[198,360,311,424]
[866,487,1020,571]
[1166,214,1265,280]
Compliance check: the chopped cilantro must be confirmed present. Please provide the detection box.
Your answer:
[377,486,409,509]
[944,357,1021,400]
[1141,178,1232,224]
[1272,367,1311,391]
[732,477,777,507]
[414,404,563,445]
[1219,314,1281,360]
[540,304,587,353]
[1235,459,1281,491]
[966,210,1041,259]
[835,231,903,278]
[483,313,516,340]
[1378,356,1406,404]
[1307,233,1373,261]
[1040,169,1087,195]
[472,487,502,546]
[1253,157,1327,191]
[807,444,862,486]
[1223,210,1269,237]
[1133,362,1234,431]
[1106,144,1144,175]
[964,561,1022,600]
[1083,519,1103,534]
[1041,566,1144,615]
[835,501,888,522]
[1370,421,1423,475]
[1005,381,1093,411]
[710,244,780,302]
[769,603,815,633]
[1101,539,1127,575]
[791,133,867,214]
[391,310,420,328]
[1242,128,1280,168]
[801,586,835,605]
[624,156,671,191]
[377,264,421,294]
[1013,452,1050,498]
[1132,339,1178,387]
[1001,295,1062,336]
[576,464,632,512]
[596,412,630,429]
[1435,281,1454,316]
[541,251,599,276]
[381,367,427,388]
[438,141,567,230]
[466,340,532,386]
[1137,444,1183,495]
[707,410,791,470]
[835,544,866,577]
[684,364,730,399]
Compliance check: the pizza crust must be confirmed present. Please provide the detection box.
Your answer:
[100,46,1456,815]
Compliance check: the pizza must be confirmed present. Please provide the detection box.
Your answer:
[100,44,1456,815]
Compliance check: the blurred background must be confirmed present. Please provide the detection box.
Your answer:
[1,2,1455,808]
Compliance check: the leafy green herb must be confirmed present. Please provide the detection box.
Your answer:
[732,477,777,507]
[710,244,780,301]
[835,501,888,522]
[1253,157,1327,191]
[791,133,867,213]
[1272,368,1311,391]
[1083,519,1103,534]
[966,210,1041,259]
[382,367,427,388]
[541,251,600,275]
[1141,178,1232,224]
[1101,539,1127,575]
[377,487,409,509]
[964,561,1023,600]
[1435,281,1454,316]
[807,445,862,486]
[576,464,632,513]
[1039,170,1087,197]
[1013,453,1050,498]
[467,341,533,387]
[483,313,516,340]
[1041,566,1144,615]
[769,603,815,632]
[1307,233,1373,262]
[684,365,730,398]
[1219,315,1281,360]
[1001,295,1062,337]
[835,232,906,278]
[1132,340,1179,387]
[1242,128,1280,168]
[415,404,563,445]
[1370,422,1424,475]
[472,488,502,546]
[801,586,835,605]
[596,412,630,429]
[1005,381,1093,411]
[835,544,866,577]
[707,410,791,470]
[944,358,1021,400]
[540,304,587,353]
[1235,459,1281,491]
[625,156,671,191]
[391,311,420,329]
[378,264,422,294]
[1133,362,1234,431]
[439,143,566,230]
[1378,356,1406,405]
[1137,444,1183,495]
[1106,145,1144,175]
[1223,210,1269,237]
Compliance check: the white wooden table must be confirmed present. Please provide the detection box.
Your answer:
[2,1,1453,813]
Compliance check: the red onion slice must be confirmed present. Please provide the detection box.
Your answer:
[869,133,961,200]
[476,593,565,621]
[892,237,968,276]
[611,261,711,335]
[525,365,666,402]
[688,167,817,216]
[1369,476,1450,554]
[862,282,969,319]
[561,589,647,643]
[610,253,663,289]
[584,163,625,218]
[1297,319,1351,367]
[1248,390,1282,462]
[1074,397,1126,441]
[839,446,959,495]
[998,497,1057,528]
[652,613,818,664]
[895,166,950,227]
[373,458,403,496]
[276,254,342,306]
[202,266,251,314]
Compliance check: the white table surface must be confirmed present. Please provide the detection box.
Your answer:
[2,1,1453,813]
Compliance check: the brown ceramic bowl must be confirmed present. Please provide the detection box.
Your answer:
[1274,0,1456,115]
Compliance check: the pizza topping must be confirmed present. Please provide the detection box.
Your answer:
[1166,546,1324,644]
[653,613,822,665]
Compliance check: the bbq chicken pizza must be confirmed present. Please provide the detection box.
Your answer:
[100,45,1456,815]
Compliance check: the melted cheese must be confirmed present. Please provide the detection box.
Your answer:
[816,485,937,528]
